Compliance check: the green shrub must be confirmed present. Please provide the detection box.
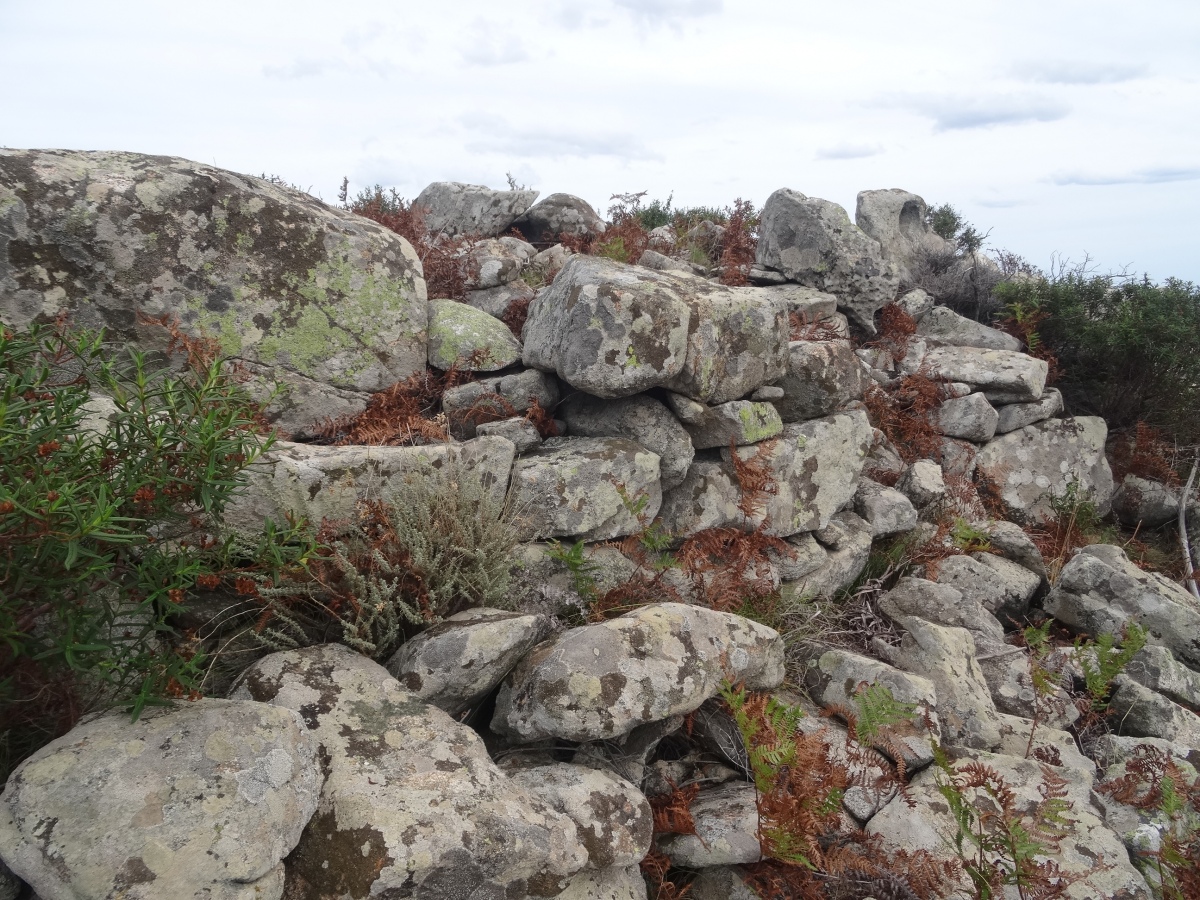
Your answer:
[0,319,277,779]
[995,273,1200,442]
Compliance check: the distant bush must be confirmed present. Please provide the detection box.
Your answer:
[996,273,1200,443]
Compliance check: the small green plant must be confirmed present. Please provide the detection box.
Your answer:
[927,203,966,242]
[848,681,919,746]
[546,539,601,603]
[1073,622,1148,711]
[951,518,993,553]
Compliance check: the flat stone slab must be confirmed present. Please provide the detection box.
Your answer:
[923,346,1047,401]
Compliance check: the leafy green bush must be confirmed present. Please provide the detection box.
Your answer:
[0,319,277,779]
[995,273,1200,442]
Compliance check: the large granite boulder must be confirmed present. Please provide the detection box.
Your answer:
[462,236,535,290]
[427,298,522,371]
[512,193,606,245]
[413,181,538,238]
[0,699,322,900]
[923,346,1048,401]
[491,603,784,742]
[0,149,429,435]
[231,644,588,899]
[915,306,1023,352]
[853,189,948,284]
[756,188,899,331]
[770,339,865,422]
[976,417,1114,524]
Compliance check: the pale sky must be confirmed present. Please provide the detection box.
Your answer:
[2,0,1197,281]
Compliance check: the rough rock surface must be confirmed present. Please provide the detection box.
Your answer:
[879,576,1005,642]
[771,339,864,422]
[556,866,647,900]
[0,699,322,900]
[559,394,695,491]
[231,644,587,899]
[442,368,560,440]
[427,298,522,371]
[413,181,537,238]
[781,511,875,600]
[1105,676,1200,750]
[492,603,784,742]
[994,388,1064,434]
[923,346,1048,401]
[853,478,918,537]
[854,189,946,283]
[476,416,543,453]
[656,783,762,867]
[684,400,783,450]
[512,193,606,245]
[931,392,998,442]
[976,417,1115,524]
[756,188,899,331]
[465,279,535,320]
[1112,475,1181,529]
[1044,544,1200,671]
[385,608,550,716]
[1126,644,1200,710]
[897,458,946,508]
[933,554,1039,625]
[984,520,1048,578]
[463,236,535,290]
[510,437,661,541]
[0,149,428,434]
[915,306,1022,352]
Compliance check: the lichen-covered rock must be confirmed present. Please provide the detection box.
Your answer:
[770,339,864,422]
[684,400,783,450]
[868,749,1153,900]
[505,765,652,869]
[465,279,535,320]
[879,576,1006,642]
[756,188,899,331]
[492,603,784,742]
[687,866,759,900]
[931,392,998,442]
[976,417,1115,524]
[983,519,1047,578]
[898,458,946,508]
[932,554,1039,626]
[510,437,661,541]
[0,149,428,435]
[923,346,1048,401]
[476,416,543,453]
[442,368,560,440]
[512,193,606,246]
[413,181,538,238]
[1107,676,1200,752]
[781,510,874,600]
[853,478,918,537]
[230,644,587,899]
[556,866,647,900]
[463,236,535,290]
[769,532,829,581]
[1045,544,1200,671]
[994,387,1064,434]
[915,305,1022,352]
[385,608,550,716]
[222,436,515,536]
[854,189,948,284]
[656,783,762,867]
[1126,645,1200,711]
[0,699,322,900]
[427,298,522,371]
[559,394,695,491]
[1112,475,1181,529]
[973,633,1078,728]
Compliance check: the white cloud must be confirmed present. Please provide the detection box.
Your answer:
[611,0,722,25]
[887,93,1070,131]
[1051,166,1200,186]
[1016,60,1148,85]
[816,143,882,160]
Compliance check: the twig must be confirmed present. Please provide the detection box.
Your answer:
[1179,459,1200,601]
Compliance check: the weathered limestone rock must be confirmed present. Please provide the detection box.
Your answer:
[231,645,587,899]
[897,458,946,508]
[1126,644,1200,711]
[771,339,864,422]
[915,305,1022,352]
[512,193,606,245]
[465,279,535,320]
[892,616,1003,750]
[933,553,1039,625]
[896,288,935,322]
[976,417,1114,524]
[414,181,538,237]
[868,750,1153,900]
[782,511,874,600]
[637,248,693,273]
[510,437,661,541]
[973,634,1078,728]
[505,765,652,869]
[385,608,550,716]
[463,236,535,290]
[879,576,1005,642]
[559,394,695,490]
[476,416,543,453]
[984,519,1047,578]
[769,532,829,581]
[1107,676,1200,750]
[0,149,428,434]
[853,478,918,537]
[427,298,522,371]
[0,699,322,900]
[656,783,762,867]
[931,392,998,442]
[684,400,783,450]
[923,346,1048,401]
[223,437,515,535]
[1112,475,1181,529]
[854,189,947,283]
[756,188,899,331]
[994,387,1064,434]
[491,603,784,742]
[442,368,560,440]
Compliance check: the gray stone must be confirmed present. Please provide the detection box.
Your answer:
[1113,475,1181,529]
[868,749,1153,900]
[656,783,762,867]
[688,867,758,900]
[880,575,1005,641]
[995,716,1089,770]
[0,861,17,900]
[1126,644,1200,711]
[923,346,1048,401]
[771,339,865,422]
[427,298,522,371]
[1108,676,1200,750]
[463,236,535,290]
[854,189,948,284]
[0,699,322,900]
[897,458,946,508]
[476,416,543,454]
[511,437,660,541]
[0,150,428,436]
[223,437,515,536]
[769,532,829,581]
[465,279,535,321]
[976,417,1115,524]
[939,436,979,479]
[1044,543,1200,671]
[933,553,1038,625]
[984,519,1047,578]
[512,193,606,245]
[931,392,998,442]
[637,249,693,274]
[895,288,935,322]
[232,644,587,898]
[916,305,1023,352]
[684,399,783,450]
[663,391,707,424]
[994,387,1064,434]
[442,368,560,440]
[853,478,918,537]
[556,866,647,900]
[974,634,1078,728]
[414,181,538,238]
[891,615,1003,750]
[559,394,695,491]
[531,243,573,276]
[756,188,899,331]
[505,765,651,869]
[491,603,784,742]
[750,384,785,401]
[781,511,874,599]
[385,608,550,715]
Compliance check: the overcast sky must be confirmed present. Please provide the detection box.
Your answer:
[2,0,1197,280]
